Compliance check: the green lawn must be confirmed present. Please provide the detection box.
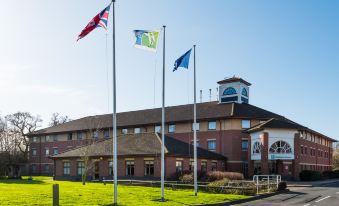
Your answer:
[0,177,249,206]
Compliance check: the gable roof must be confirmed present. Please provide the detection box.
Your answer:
[50,133,226,160]
[30,102,283,136]
[246,118,337,142]
[246,118,306,133]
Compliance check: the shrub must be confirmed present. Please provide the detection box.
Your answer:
[322,170,339,179]
[207,171,244,182]
[299,170,322,181]
[179,174,193,183]
[277,182,287,191]
[207,178,230,193]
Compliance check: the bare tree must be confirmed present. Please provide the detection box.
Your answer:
[78,116,106,185]
[49,113,71,127]
[5,112,42,159]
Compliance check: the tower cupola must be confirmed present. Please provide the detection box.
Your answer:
[217,76,251,104]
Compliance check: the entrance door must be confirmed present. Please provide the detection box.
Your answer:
[94,162,100,180]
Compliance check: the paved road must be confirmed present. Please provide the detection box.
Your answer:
[233,181,339,206]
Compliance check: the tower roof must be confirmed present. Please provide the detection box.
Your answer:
[217,77,251,86]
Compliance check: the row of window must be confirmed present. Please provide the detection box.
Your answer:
[31,148,58,157]
[31,164,51,173]
[176,161,217,173]
[222,87,248,97]
[300,131,333,147]
[300,164,332,171]
[32,120,252,142]
[62,160,218,177]
[63,160,154,176]
[300,146,330,158]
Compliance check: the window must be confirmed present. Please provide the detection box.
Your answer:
[241,139,248,151]
[201,161,207,172]
[168,124,176,133]
[304,147,308,155]
[104,130,109,138]
[108,161,113,176]
[67,133,73,141]
[126,161,135,176]
[92,131,99,139]
[53,135,58,142]
[208,121,217,130]
[191,140,200,147]
[189,161,194,171]
[32,137,38,142]
[122,128,128,134]
[269,141,292,154]
[77,132,83,140]
[223,87,237,95]
[53,148,58,155]
[242,88,248,97]
[241,120,251,129]
[207,140,216,151]
[32,148,37,156]
[77,161,85,176]
[63,162,70,175]
[211,162,217,171]
[154,125,161,133]
[192,122,200,131]
[134,128,141,134]
[44,164,50,173]
[144,160,154,176]
[45,136,51,142]
[301,146,304,154]
[32,164,36,173]
[252,142,261,154]
[45,148,50,156]
[176,161,183,174]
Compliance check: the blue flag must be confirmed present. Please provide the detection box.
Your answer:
[173,49,192,72]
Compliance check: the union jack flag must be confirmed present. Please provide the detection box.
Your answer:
[77,3,111,41]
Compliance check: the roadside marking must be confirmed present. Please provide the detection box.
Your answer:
[305,195,322,203]
[303,204,310,206]
[314,196,331,203]
[336,192,339,194]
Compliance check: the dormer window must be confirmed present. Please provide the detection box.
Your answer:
[223,87,237,95]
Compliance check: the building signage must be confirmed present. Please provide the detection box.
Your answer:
[269,154,294,160]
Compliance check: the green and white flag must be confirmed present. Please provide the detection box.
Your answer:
[133,30,160,52]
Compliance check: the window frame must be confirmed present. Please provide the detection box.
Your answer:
[45,147,50,156]
[175,160,183,174]
[32,148,37,156]
[134,128,141,134]
[63,162,71,175]
[168,124,176,133]
[208,121,217,130]
[241,139,249,151]
[241,120,251,129]
[121,128,128,134]
[77,161,85,176]
[126,160,135,176]
[192,122,200,131]
[144,160,154,176]
[154,125,161,133]
[207,139,217,151]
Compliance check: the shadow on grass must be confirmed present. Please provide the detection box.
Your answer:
[0,178,46,185]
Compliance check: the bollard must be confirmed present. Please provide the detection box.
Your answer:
[53,184,59,206]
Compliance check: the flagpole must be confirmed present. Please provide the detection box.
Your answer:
[193,45,198,196]
[111,0,118,205]
[161,25,166,202]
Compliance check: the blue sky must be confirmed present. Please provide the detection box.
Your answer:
[0,0,338,140]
